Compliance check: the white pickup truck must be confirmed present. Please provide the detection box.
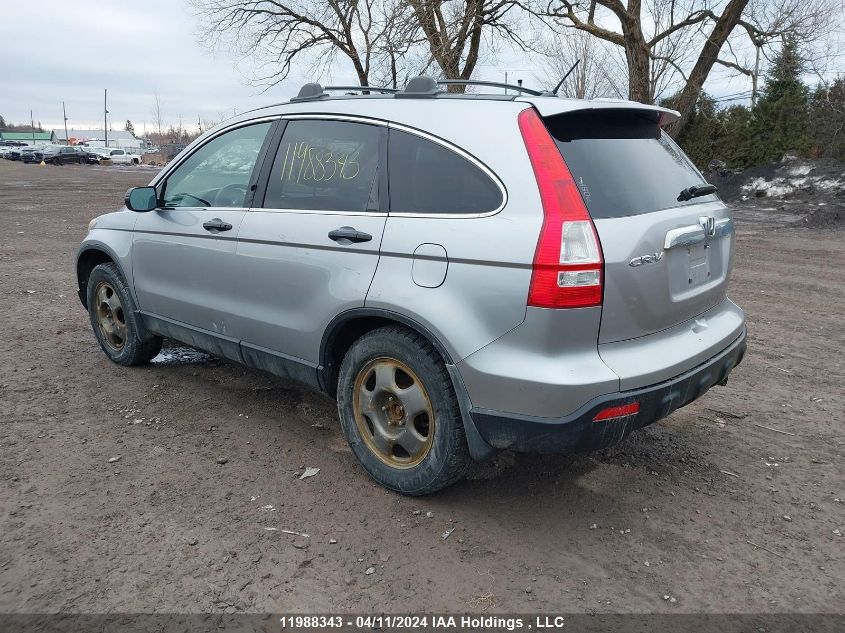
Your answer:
[101,148,141,165]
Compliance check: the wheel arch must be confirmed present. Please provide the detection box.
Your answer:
[319,309,455,396]
[76,243,125,309]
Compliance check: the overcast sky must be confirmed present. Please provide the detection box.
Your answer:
[1,0,763,135]
[0,0,304,132]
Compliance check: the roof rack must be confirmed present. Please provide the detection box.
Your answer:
[396,75,442,98]
[324,86,398,94]
[290,82,328,103]
[289,75,554,103]
[435,79,548,97]
[290,82,399,102]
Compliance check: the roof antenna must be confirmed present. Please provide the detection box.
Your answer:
[553,59,581,95]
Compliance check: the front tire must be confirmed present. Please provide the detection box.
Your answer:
[86,262,162,366]
[337,326,470,495]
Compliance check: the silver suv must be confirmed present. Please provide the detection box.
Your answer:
[76,76,746,494]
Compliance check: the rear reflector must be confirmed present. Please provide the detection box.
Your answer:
[593,402,640,422]
[518,107,603,309]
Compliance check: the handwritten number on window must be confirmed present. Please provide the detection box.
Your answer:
[279,142,361,184]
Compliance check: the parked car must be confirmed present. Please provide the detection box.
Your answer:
[76,76,746,494]
[1,141,33,158]
[20,147,42,163]
[82,146,113,164]
[8,144,32,161]
[100,148,141,165]
[41,145,87,165]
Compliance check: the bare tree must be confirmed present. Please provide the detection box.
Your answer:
[402,0,530,91]
[542,1,749,109]
[151,92,164,141]
[371,1,435,88]
[535,30,627,97]
[541,0,845,135]
[192,0,411,87]
[730,0,845,106]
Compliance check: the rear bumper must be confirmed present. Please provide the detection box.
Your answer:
[469,327,746,454]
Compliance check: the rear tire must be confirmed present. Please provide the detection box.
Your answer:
[86,262,162,366]
[337,326,470,495]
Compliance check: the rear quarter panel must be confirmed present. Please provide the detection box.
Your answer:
[365,101,542,362]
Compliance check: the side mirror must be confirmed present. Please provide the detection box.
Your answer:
[125,186,158,212]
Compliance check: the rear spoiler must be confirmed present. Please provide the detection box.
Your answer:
[514,96,681,127]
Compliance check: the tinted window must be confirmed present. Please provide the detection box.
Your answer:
[162,122,271,208]
[388,130,502,214]
[264,120,381,212]
[546,110,717,219]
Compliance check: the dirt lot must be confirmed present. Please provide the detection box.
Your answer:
[0,160,843,615]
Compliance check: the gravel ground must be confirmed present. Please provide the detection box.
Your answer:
[0,160,843,614]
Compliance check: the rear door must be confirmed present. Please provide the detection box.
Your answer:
[231,116,387,366]
[542,109,733,344]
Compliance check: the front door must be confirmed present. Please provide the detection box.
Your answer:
[232,117,387,368]
[132,120,275,355]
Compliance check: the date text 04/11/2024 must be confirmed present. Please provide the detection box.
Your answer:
[277,615,568,630]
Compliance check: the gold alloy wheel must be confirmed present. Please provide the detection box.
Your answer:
[94,281,128,352]
[353,357,435,469]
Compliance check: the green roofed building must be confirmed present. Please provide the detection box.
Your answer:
[0,131,56,143]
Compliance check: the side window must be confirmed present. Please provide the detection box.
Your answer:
[263,120,381,212]
[388,129,503,215]
[162,122,272,208]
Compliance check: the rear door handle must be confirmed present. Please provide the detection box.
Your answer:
[203,218,233,232]
[328,226,372,244]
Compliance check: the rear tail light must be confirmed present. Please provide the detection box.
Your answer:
[593,402,640,422]
[518,108,603,309]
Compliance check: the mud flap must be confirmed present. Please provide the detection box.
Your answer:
[446,363,497,462]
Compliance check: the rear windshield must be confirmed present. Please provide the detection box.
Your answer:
[544,110,717,219]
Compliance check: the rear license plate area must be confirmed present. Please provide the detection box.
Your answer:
[687,244,710,286]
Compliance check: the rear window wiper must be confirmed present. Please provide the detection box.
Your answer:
[678,183,717,202]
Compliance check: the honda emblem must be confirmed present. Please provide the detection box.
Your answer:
[699,216,716,237]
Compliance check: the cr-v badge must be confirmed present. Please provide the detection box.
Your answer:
[629,252,664,267]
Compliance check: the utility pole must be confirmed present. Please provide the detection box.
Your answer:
[62,101,69,146]
[30,109,35,144]
[104,89,109,147]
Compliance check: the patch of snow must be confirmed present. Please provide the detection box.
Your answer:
[787,165,813,177]
[150,345,213,366]
[741,174,844,199]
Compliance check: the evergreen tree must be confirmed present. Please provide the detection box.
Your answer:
[674,93,721,169]
[761,36,808,104]
[750,35,811,163]
[0,114,6,130]
[124,120,135,136]
[809,79,845,160]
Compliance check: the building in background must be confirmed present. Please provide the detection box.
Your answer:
[52,129,143,151]
[0,131,55,144]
